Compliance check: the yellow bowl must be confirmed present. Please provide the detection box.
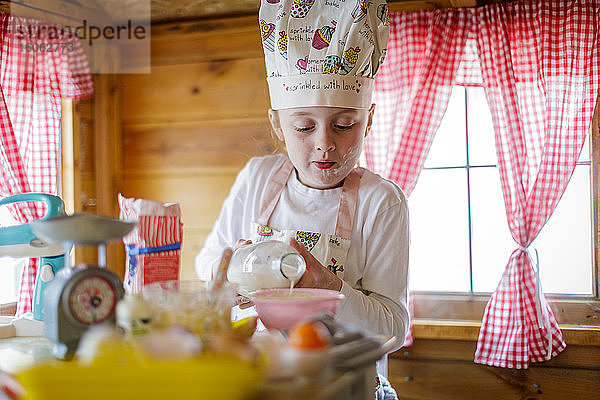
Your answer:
[16,353,261,400]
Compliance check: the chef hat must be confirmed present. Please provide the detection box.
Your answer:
[259,0,390,110]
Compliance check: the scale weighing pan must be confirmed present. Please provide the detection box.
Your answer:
[30,213,137,245]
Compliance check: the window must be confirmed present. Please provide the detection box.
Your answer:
[0,98,71,310]
[408,86,594,296]
[0,93,64,308]
[0,207,27,305]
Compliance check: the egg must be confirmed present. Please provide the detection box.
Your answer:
[141,327,202,360]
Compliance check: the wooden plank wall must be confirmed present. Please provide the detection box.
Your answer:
[120,15,276,279]
[119,13,600,400]
[389,339,600,400]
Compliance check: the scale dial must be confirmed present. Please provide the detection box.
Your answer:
[68,275,117,325]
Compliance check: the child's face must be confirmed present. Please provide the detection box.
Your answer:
[269,105,374,189]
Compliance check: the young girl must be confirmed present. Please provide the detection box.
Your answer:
[196,0,407,396]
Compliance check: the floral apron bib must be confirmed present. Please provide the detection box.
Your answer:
[250,159,363,280]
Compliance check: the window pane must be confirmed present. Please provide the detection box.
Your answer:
[0,257,25,304]
[424,86,466,168]
[531,166,592,294]
[466,86,590,165]
[467,87,498,166]
[408,169,471,292]
[0,205,27,303]
[471,166,593,295]
[470,167,515,292]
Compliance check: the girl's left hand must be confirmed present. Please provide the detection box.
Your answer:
[289,238,343,292]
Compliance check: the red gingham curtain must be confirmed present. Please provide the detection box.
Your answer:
[472,0,599,368]
[365,10,469,195]
[368,0,600,368]
[0,12,93,315]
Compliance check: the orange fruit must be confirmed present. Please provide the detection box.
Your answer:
[287,321,331,350]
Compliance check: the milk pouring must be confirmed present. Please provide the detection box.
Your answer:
[227,240,306,296]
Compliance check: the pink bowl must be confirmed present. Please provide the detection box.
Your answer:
[249,288,344,331]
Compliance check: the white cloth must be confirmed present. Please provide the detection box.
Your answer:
[259,0,390,109]
[195,153,409,339]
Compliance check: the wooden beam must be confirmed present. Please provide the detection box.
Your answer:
[388,1,448,11]
[412,320,600,346]
[412,293,600,327]
[388,0,478,12]
[392,338,600,369]
[0,301,16,316]
[60,98,78,216]
[1,0,111,26]
[61,98,97,265]
[591,95,600,298]
[451,0,478,6]
[93,43,124,277]
[76,0,114,26]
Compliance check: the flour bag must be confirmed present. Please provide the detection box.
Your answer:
[119,194,183,294]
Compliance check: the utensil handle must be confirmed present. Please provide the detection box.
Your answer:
[212,248,233,290]
[0,193,64,219]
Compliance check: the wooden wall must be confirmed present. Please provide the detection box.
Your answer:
[388,339,600,400]
[120,15,276,279]
[118,13,600,400]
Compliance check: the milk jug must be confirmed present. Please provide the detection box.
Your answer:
[227,240,306,296]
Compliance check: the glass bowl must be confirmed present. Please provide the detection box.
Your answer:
[142,280,236,339]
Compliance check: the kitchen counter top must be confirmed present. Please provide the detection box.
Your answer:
[0,336,54,374]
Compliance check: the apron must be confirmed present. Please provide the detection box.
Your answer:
[246,159,391,384]
[250,159,364,279]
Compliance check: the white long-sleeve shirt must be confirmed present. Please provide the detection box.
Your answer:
[195,154,409,339]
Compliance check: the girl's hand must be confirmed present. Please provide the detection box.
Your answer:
[289,238,343,292]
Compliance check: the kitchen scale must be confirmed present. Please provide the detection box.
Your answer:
[30,213,137,360]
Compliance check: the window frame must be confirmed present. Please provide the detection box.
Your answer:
[411,94,600,345]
